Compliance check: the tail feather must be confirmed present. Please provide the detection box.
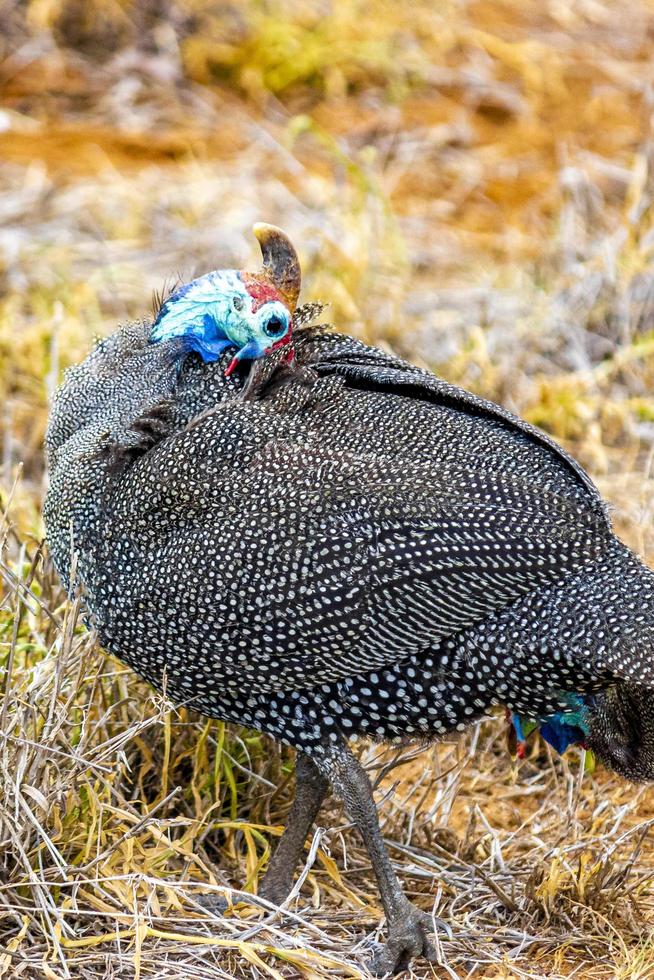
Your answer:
[457,536,654,693]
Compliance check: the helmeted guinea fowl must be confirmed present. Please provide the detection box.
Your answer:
[44,225,654,975]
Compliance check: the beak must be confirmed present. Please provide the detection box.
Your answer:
[224,334,295,377]
[224,339,262,377]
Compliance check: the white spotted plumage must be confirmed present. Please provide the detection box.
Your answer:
[44,317,654,778]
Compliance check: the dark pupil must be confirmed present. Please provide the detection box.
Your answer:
[265,315,287,337]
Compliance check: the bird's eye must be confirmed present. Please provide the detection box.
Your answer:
[264,315,288,338]
[232,295,245,312]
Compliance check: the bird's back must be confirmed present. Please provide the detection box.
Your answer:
[44,323,614,708]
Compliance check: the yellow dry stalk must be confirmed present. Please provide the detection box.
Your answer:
[159,706,173,801]
[0,915,29,978]
[576,850,603,904]
[316,850,370,909]
[59,924,361,975]
[190,718,213,818]
[535,853,567,907]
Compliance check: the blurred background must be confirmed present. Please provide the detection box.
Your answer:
[3,2,654,978]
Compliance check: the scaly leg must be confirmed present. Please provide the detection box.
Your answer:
[258,752,329,905]
[313,740,440,976]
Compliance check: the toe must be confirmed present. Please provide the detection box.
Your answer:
[195,893,229,914]
[369,907,444,975]
[422,931,439,963]
[369,942,400,977]
[432,914,453,941]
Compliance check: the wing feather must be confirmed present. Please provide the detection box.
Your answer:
[101,399,612,695]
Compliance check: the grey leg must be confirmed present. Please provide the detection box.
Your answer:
[314,741,439,976]
[258,752,329,905]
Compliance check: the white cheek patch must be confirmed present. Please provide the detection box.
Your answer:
[151,269,252,345]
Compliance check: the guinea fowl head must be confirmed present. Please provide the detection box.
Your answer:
[151,223,300,376]
[586,682,654,781]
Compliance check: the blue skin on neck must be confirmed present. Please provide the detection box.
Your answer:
[511,693,593,756]
[151,269,291,366]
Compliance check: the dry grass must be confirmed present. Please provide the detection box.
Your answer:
[2,1,654,976]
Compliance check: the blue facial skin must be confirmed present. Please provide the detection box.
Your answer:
[511,693,593,756]
[151,269,291,366]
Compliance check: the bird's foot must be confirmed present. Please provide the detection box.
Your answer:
[194,893,230,914]
[370,906,443,976]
